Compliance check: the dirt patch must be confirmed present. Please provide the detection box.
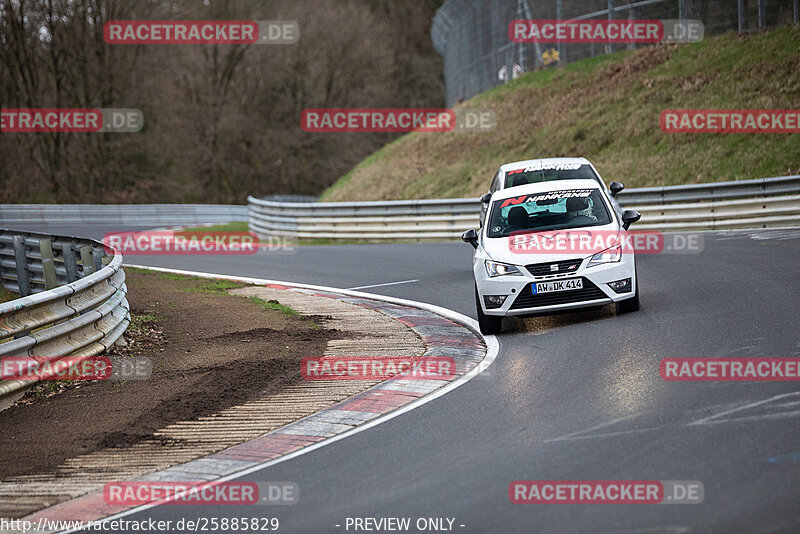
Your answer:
[0,269,346,479]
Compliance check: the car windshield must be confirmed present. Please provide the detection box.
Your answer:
[503,163,600,188]
[486,188,612,237]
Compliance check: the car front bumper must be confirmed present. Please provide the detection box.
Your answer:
[474,255,636,317]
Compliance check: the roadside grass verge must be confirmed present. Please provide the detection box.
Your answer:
[248,296,300,317]
[126,268,304,317]
[182,279,248,294]
[124,266,204,282]
[128,312,164,334]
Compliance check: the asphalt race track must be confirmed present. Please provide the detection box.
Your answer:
[9,223,800,533]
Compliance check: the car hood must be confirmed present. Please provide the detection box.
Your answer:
[482,223,623,266]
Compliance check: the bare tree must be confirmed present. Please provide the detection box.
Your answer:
[0,0,446,203]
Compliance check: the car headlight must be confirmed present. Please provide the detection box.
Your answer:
[587,244,622,268]
[484,260,522,277]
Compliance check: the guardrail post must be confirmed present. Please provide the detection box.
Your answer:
[61,242,79,283]
[758,0,766,30]
[738,0,745,31]
[628,7,636,51]
[607,0,615,53]
[39,239,58,290]
[80,245,95,275]
[92,247,105,272]
[556,0,564,63]
[12,236,31,297]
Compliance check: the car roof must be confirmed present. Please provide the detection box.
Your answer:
[490,179,603,201]
[499,157,591,173]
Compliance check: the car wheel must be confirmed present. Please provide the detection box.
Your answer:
[475,287,502,335]
[615,269,640,314]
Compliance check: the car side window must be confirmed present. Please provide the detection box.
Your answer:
[489,171,500,193]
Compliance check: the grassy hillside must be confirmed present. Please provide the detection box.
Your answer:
[321,26,800,201]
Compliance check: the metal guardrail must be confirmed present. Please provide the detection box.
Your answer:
[0,204,248,225]
[248,175,800,241]
[616,175,800,204]
[248,197,481,240]
[0,229,130,403]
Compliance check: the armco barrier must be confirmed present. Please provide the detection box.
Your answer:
[248,175,800,241]
[0,204,247,226]
[621,175,800,230]
[0,229,129,403]
[248,197,480,240]
[615,175,800,205]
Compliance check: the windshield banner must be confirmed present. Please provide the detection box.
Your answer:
[499,189,594,208]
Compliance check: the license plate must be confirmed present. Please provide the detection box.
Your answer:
[533,278,583,294]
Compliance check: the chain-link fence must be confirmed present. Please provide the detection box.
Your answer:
[432,0,799,106]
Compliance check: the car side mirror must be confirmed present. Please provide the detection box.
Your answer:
[480,192,492,204]
[622,210,641,230]
[609,181,625,197]
[461,228,479,248]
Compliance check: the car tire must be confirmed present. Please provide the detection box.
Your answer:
[615,269,640,314]
[475,287,503,335]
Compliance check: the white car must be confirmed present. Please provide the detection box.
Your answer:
[479,157,625,225]
[463,179,641,335]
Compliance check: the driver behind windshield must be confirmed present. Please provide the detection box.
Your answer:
[487,189,612,238]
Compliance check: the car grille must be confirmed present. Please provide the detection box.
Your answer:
[525,259,583,278]
[509,278,609,309]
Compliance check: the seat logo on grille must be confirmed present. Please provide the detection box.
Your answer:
[550,264,559,272]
